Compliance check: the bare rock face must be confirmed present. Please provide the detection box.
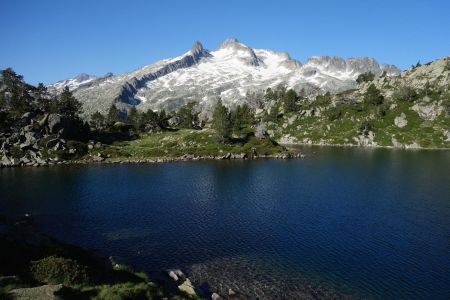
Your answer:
[255,124,268,139]
[412,101,444,120]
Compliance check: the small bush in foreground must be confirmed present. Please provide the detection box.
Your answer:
[30,256,90,285]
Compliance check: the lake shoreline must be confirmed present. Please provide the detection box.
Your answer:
[280,142,450,151]
[0,152,306,168]
[2,142,450,169]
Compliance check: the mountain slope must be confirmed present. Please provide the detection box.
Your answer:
[263,57,450,148]
[48,38,400,116]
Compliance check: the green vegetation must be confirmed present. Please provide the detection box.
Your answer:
[356,72,375,84]
[211,99,231,141]
[58,86,83,119]
[364,84,384,105]
[98,129,286,160]
[30,256,90,285]
[231,104,254,131]
[176,102,200,129]
[283,89,299,112]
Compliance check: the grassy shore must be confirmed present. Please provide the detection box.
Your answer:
[87,129,290,162]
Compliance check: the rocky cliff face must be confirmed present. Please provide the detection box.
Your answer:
[48,38,400,117]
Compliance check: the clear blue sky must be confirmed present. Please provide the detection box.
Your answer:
[1,0,449,85]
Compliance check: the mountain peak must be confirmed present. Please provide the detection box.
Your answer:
[74,73,94,82]
[218,38,248,50]
[190,41,204,55]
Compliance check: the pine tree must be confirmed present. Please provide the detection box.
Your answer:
[158,109,169,129]
[283,89,298,112]
[107,104,121,124]
[90,111,106,130]
[58,86,82,118]
[212,99,230,141]
[177,102,199,129]
[231,104,253,132]
[1,68,32,113]
[127,106,140,129]
[35,83,55,113]
[266,104,279,122]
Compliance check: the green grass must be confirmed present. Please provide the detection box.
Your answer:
[93,129,287,161]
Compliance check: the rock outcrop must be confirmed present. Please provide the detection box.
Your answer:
[0,113,82,168]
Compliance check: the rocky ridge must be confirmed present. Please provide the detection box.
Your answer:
[48,38,400,117]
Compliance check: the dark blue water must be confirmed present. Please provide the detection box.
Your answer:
[1,147,449,299]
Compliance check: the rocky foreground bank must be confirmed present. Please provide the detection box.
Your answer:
[0,215,252,299]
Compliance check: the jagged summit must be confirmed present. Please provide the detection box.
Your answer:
[190,41,204,55]
[216,38,262,66]
[74,73,93,82]
[48,38,402,116]
[188,41,211,62]
[218,38,246,49]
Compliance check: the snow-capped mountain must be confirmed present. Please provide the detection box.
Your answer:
[48,73,98,94]
[48,38,400,116]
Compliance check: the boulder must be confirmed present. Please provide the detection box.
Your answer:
[19,132,37,150]
[1,155,11,167]
[212,292,224,300]
[394,113,408,128]
[165,269,185,283]
[178,278,196,296]
[168,116,183,127]
[47,114,63,133]
[411,101,444,120]
[255,124,268,139]
[38,113,49,127]
[288,115,298,125]
[46,138,61,149]
[18,112,32,126]
[93,155,105,162]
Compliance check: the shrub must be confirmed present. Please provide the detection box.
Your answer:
[94,282,160,300]
[30,256,90,285]
[376,104,388,118]
[328,109,343,121]
[356,72,375,84]
[9,146,24,159]
[316,91,332,106]
[395,82,418,102]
